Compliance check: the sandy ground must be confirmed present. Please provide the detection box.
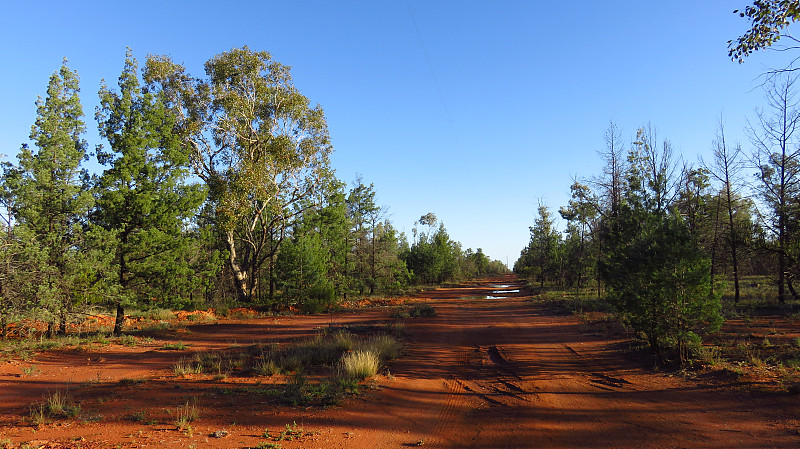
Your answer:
[1,275,798,448]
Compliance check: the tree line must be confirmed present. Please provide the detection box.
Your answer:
[0,48,506,337]
[515,73,800,364]
[515,1,800,365]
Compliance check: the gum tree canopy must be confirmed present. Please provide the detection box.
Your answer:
[729,0,800,62]
[144,47,333,302]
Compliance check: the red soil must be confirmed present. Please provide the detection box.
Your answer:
[1,275,798,448]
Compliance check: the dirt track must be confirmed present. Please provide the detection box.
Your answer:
[1,275,799,448]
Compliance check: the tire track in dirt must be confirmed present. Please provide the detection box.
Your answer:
[6,275,800,448]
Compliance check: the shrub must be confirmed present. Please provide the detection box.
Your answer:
[410,303,436,317]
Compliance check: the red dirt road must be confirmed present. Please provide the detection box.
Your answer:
[1,275,799,448]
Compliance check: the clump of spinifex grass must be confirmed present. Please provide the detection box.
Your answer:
[340,350,380,379]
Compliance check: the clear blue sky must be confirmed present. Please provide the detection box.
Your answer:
[0,1,788,267]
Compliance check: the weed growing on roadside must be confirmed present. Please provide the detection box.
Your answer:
[163,341,188,350]
[128,308,175,321]
[130,410,158,425]
[119,335,139,347]
[173,357,202,376]
[693,345,723,366]
[20,365,40,377]
[274,421,305,441]
[29,390,81,424]
[174,399,199,430]
[250,442,282,449]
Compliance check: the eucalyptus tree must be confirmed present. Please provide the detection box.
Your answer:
[95,52,207,334]
[143,47,333,302]
[5,60,94,334]
[729,0,800,63]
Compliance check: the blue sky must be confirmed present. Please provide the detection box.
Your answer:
[0,1,789,266]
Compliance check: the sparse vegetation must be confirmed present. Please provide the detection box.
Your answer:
[174,399,199,430]
[29,390,81,424]
[20,365,40,377]
[164,330,400,405]
[393,303,436,319]
[162,341,188,350]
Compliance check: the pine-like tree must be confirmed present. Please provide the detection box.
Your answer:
[95,51,206,334]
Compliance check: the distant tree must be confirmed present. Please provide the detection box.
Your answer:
[0,181,26,337]
[275,230,334,312]
[748,74,800,301]
[4,60,95,335]
[346,178,379,294]
[405,213,459,284]
[704,118,747,301]
[144,47,333,302]
[371,220,410,293]
[522,203,561,288]
[560,182,599,296]
[594,121,627,218]
[308,180,350,299]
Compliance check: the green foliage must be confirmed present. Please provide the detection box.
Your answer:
[95,50,207,334]
[275,231,334,311]
[4,59,96,333]
[145,47,333,303]
[404,214,460,284]
[162,341,188,350]
[515,204,562,287]
[729,0,800,62]
[598,128,723,365]
[603,212,723,364]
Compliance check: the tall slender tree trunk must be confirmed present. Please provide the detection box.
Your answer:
[710,193,722,296]
[725,185,741,302]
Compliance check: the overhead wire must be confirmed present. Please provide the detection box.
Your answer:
[405,1,470,178]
